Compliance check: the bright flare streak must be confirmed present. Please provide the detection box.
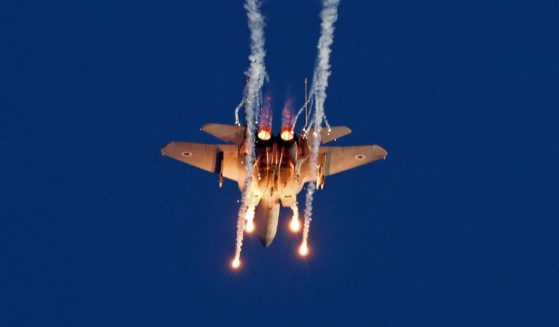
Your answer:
[245,206,256,233]
[245,220,255,233]
[232,0,267,272]
[298,241,309,257]
[290,218,301,233]
[300,0,340,260]
[231,257,241,270]
[289,205,301,233]
[233,206,247,269]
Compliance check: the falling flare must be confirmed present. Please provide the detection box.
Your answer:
[289,205,301,233]
[290,217,301,233]
[233,205,247,269]
[245,206,256,233]
[232,0,267,271]
[299,0,340,262]
[231,257,241,270]
[298,241,309,257]
[245,220,255,233]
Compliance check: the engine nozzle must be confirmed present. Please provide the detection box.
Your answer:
[280,127,294,142]
[257,126,272,141]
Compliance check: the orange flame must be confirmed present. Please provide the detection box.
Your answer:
[245,206,256,233]
[257,126,272,141]
[257,95,273,140]
[289,205,301,232]
[231,257,241,269]
[280,98,295,141]
[258,95,272,129]
[289,217,301,232]
[298,241,309,257]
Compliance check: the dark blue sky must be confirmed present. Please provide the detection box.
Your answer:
[2,1,558,326]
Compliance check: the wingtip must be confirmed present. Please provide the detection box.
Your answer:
[373,144,388,160]
[160,142,174,156]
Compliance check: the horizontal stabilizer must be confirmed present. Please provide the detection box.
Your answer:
[321,126,351,144]
[306,126,352,144]
[201,123,246,144]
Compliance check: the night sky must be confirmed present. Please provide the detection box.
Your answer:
[2,1,558,326]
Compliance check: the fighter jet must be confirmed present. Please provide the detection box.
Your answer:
[161,123,387,247]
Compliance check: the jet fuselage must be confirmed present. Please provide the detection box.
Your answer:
[242,132,309,246]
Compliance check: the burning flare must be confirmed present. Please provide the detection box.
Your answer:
[289,205,301,232]
[231,0,268,271]
[299,0,340,264]
[245,220,255,233]
[298,241,309,257]
[245,206,256,233]
[231,257,241,270]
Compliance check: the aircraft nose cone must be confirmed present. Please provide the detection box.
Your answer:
[260,235,275,248]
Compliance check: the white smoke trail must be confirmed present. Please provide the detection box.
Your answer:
[301,0,340,250]
[234,98,244,126]
[233,0,268,267]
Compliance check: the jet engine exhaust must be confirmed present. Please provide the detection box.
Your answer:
[257,127,272,141]
[257,95,273,141]
[281,98,295,141]
[280,128,294,142]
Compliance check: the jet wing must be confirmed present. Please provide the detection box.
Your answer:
[161,142,242,181]
[201,123,246,144]
[321,145,388,176]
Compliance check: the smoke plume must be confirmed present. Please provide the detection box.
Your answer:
[233,0,269,266]
[301,0,341,248]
